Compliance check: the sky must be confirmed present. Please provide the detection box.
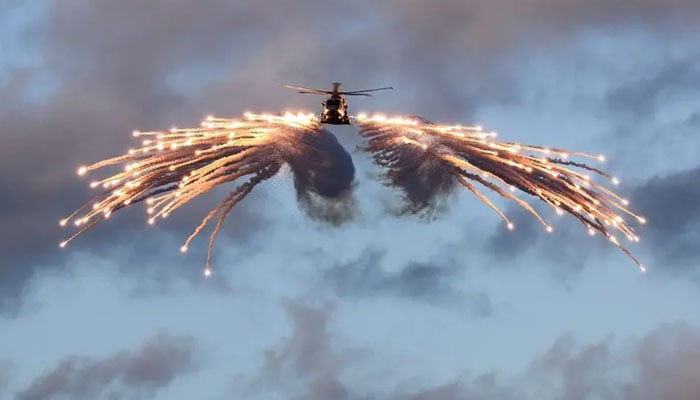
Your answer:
[1,0,700,399]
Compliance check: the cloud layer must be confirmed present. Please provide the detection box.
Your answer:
[15,332,196,400]
[240,302,700,400]
[3,3,700,398]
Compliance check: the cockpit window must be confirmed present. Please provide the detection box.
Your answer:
[326,98,340,110]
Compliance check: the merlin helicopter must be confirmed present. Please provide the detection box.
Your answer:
[283,82,393,125]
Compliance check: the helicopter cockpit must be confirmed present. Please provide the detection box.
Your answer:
[324,97,341,110]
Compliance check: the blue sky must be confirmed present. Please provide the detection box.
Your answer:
[1,1,700,399]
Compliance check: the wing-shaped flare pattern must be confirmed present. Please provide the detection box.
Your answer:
[61,112,355,274]
[355,114,646,271]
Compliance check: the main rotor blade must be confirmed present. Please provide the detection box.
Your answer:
[343,93,373,97]
[341,86,394,95]
[282,84,332,95]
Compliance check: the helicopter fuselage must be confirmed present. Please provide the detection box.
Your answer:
[320,95,351,125]
[283,82,393,125]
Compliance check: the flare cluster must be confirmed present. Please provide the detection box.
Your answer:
[61,112,353,275]
[61,111,646,273]
[355,113,646,271]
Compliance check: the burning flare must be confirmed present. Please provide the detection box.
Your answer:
[355,113,646,272]
[60,110,646,274]
[61,112,354,275]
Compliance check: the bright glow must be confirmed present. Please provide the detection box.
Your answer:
[60,111,323,273]
[355,114,647,270]
[61,110,648,273]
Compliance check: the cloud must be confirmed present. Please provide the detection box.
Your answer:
[687,111,700,127]
[246,300,354,400]
[632,165,700,271]
[525,323,700,400]
[0,360,13,398]
[242,302,700,399]
[15,332,196,400]
[482,203,599,282]
[322,249,493,316]
[605,56,700,119]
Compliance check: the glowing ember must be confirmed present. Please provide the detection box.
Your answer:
[355,114,645,271]
[61,112,323,273]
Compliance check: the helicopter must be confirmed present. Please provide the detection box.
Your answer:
[283,82,393,125]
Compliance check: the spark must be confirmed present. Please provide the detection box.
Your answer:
[356,114,646,270]
[60,111,320,273]
[61,109,647,273]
